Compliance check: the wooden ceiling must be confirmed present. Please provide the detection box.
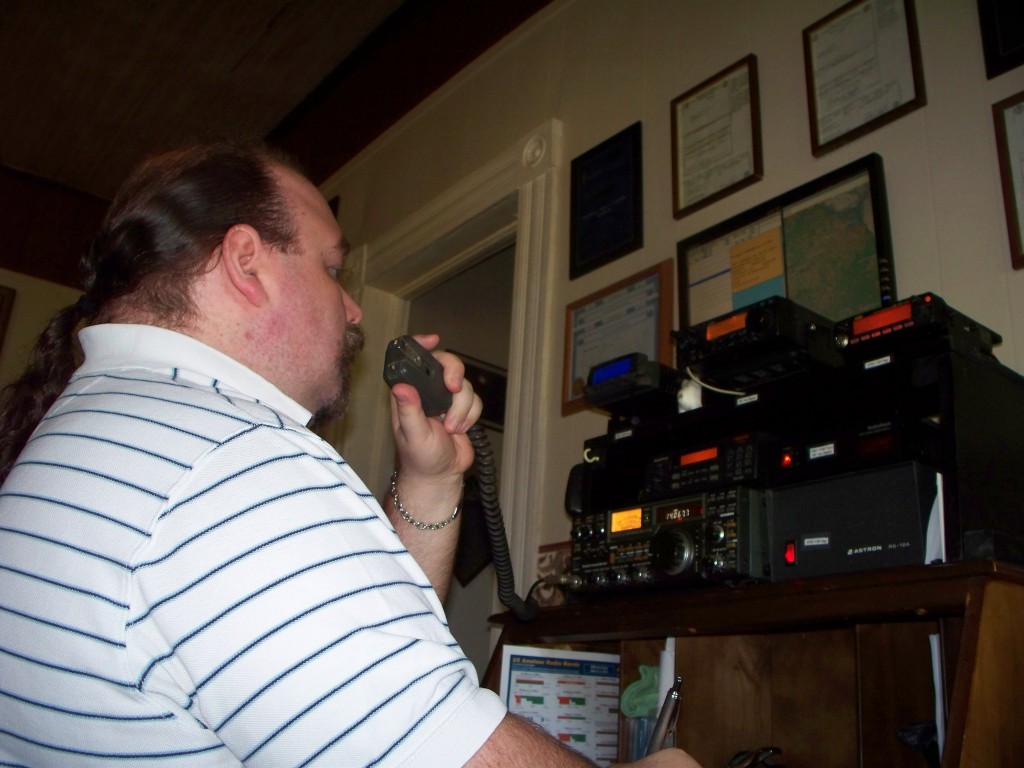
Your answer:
[0,0,553,287]
[0,0,405,200]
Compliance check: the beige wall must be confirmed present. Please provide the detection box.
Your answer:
[0,268,81,388]
[323,0,1024,549]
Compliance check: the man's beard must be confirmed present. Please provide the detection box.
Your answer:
[309,322,365,431]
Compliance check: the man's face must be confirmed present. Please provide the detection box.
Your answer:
[271,165,364,423]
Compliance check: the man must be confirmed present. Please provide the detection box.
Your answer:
[0,141,701,767]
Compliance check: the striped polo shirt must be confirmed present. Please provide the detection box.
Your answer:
[0,323,505,767]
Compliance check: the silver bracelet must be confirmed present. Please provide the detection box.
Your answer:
[390,470,460,531]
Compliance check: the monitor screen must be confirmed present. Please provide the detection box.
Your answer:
[676,154,895,329]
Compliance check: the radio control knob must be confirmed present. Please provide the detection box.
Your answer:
[710,524,726,543]
[649,528,695,576]
[560,573,583,590]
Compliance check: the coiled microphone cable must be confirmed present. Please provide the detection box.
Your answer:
[468,424,539,621]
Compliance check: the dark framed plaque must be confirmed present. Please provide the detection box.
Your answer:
[994,89,1024,269]
[569,121,644,279]
[978,0,1024,79]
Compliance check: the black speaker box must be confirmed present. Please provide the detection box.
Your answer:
[767,461,938,581]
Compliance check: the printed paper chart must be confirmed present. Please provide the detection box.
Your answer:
[499,644,620,765]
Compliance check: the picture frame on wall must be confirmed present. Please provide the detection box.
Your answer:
[978,0,1024,79]
[569,122,644,280]
[562,259,673,415]
[671,54,763,219]
[0,286,14,354]
[803,0,926,157]
[993,89,1024,270]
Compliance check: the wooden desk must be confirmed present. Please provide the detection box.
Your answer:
[484,561,1024,767]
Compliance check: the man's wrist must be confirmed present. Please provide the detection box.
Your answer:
[387,473,464,532]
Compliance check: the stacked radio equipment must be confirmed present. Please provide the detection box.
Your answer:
[564,292,1024,595]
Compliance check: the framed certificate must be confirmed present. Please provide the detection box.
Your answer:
[671,55,763,219]
[562,260,673,415]
[804,0,926,156]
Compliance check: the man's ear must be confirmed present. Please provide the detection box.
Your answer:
[219,224,270,307]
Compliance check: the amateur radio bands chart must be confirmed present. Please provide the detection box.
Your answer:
[500,645,621,765]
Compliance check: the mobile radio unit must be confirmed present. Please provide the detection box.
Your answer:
[569,486,767,593]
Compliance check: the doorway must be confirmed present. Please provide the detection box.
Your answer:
[331,120,562,681]
[406,243,515,679]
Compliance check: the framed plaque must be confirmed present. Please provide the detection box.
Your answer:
[0,285,14,353]
[804,0,926,156]
[671,55,763,219]
[562,259,673,415]
[569,122,644,279]
[994,89,1024,269]
[978,0,1024,79]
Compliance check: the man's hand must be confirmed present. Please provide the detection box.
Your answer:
[613,748,704,768]
[385,334,483,598]
[466,714,705,767]
[388,334,482,482]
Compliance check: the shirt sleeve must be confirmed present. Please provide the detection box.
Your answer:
[128,423,506,767]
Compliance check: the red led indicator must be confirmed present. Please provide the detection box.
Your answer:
[780,452,794,468]
[784,541,797,565]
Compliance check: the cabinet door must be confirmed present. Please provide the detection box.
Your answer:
[623,624,936,767]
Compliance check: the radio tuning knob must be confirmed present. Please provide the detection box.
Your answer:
[649,528,695,576]
[559,573,583,590]
[710,524,726,543]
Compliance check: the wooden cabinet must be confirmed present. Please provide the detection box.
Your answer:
[483,561,1024,767]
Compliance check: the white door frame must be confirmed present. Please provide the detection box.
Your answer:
[342,119,562,603]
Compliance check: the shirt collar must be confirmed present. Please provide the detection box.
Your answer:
[77,324,313,426]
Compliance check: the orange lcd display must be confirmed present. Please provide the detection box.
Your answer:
[610,507,643,534]
[705,311,747,341]
[679,446,718,466]
[852,303,911,336]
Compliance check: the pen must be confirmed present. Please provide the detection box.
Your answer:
[645,675,682,756]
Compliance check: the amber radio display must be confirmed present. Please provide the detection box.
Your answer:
[609,506,644,534]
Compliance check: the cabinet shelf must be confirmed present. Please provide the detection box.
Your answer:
[484,560,1024,767]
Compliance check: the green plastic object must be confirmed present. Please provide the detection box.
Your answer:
[620,663,660,717]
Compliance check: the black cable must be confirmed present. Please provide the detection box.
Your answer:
[468,424,538,621]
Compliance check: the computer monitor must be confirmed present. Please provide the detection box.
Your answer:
[676,153,895,330]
